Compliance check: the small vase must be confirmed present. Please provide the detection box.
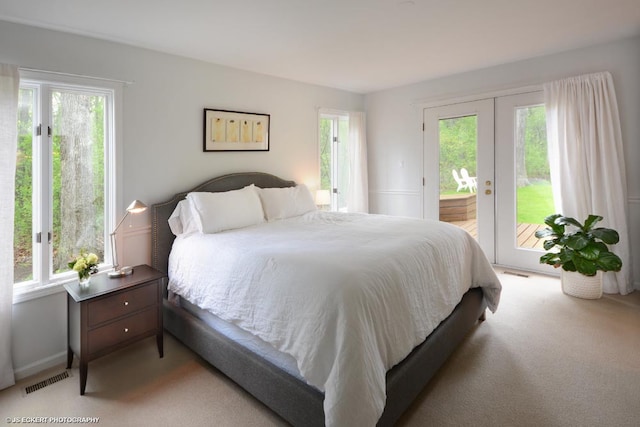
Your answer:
[78,274,91,288]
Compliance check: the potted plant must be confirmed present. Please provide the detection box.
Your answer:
[534,214,622,299]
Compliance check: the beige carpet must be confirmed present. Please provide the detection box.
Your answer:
[2,271,639,426]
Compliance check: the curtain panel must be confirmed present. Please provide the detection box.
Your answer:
[0,63,19,390]
[347,111,369,213]
[544,71,632,294]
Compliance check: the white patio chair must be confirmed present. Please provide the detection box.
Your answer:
[460,168,477,193]
[452,169,468,192]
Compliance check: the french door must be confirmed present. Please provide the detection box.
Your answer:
[495,91,553,271]
[423,92,553,272]
[423,99,495,260]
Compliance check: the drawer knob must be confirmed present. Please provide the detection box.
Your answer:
[124,301,129,306]
[124,328,129,333]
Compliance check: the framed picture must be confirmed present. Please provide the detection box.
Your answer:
[203,109,270,152]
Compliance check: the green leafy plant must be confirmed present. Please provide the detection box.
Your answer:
[68,250,99,281]
[534,214,622,276]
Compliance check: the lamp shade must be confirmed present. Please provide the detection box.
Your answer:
[126,199,147,214]
[315,190,331,206]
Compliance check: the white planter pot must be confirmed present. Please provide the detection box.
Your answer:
[561,270,603,299]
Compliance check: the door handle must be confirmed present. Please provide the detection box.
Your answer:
[485,189,492,195]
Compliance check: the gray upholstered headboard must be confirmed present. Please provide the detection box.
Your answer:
[151,172,296,274]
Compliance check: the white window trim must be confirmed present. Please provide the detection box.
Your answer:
[412,83,542,110]
[13,71,123,304]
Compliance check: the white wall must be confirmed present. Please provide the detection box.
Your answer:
[1,20,363,378]
[365,35,640,290]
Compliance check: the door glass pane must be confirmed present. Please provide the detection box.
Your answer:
[14,88,35,283]
[51,90,106,275]
[514,105,553,249]
[438,115,478,238]
[319,117,332,198]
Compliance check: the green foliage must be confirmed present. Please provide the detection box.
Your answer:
[516,182,554,224]
[438,107,548,192]
[93,97,105,226]
[14,134,33,281]
[439,116,476,193]
[319,118,331,191]
[534,214,622,276]
[522,106,549,180]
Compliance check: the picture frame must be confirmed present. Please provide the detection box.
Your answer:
[203,108,270,152]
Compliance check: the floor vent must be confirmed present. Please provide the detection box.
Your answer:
[503,270,530,278]
[25,371,70,395]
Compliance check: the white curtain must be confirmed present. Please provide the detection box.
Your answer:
[544,71,632,295]
[0,64,19,390]
[347,111,369,213]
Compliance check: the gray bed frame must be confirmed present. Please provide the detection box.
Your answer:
[151,172,487,426]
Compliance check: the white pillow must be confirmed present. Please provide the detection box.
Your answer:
[258,184,317,221]
[186,185,265,233]
[167,200,200,236]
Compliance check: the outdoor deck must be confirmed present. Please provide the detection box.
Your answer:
[439,193,476,222]
[439,193,546,249]
[448,219,546,249]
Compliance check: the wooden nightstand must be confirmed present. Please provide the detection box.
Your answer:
[64,264,166,395]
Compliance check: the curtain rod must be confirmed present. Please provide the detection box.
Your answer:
[19,67,135,85]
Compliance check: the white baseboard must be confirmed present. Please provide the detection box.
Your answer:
[14,351,67,381]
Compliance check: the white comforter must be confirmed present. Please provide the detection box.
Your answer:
[168,211,501,426]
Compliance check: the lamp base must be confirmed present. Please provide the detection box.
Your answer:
[108,266,134,278]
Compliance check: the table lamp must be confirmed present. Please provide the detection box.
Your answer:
[315,190,331,210]
[108,199,147,278]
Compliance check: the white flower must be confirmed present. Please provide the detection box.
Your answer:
[87,252,98,265]
[73,259,87,272]
[69,251,99,277]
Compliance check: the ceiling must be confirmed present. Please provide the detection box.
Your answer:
[1,0,639,94]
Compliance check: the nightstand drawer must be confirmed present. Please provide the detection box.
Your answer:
[87,282,157,326]
[87,307,158,355]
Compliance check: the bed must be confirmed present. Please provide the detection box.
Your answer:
[151,172,501,426]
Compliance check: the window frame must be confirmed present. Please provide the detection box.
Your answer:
[13,71,123,303]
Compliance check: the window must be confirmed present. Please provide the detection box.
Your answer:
[14,75,117,291]
[319,111,349,212]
